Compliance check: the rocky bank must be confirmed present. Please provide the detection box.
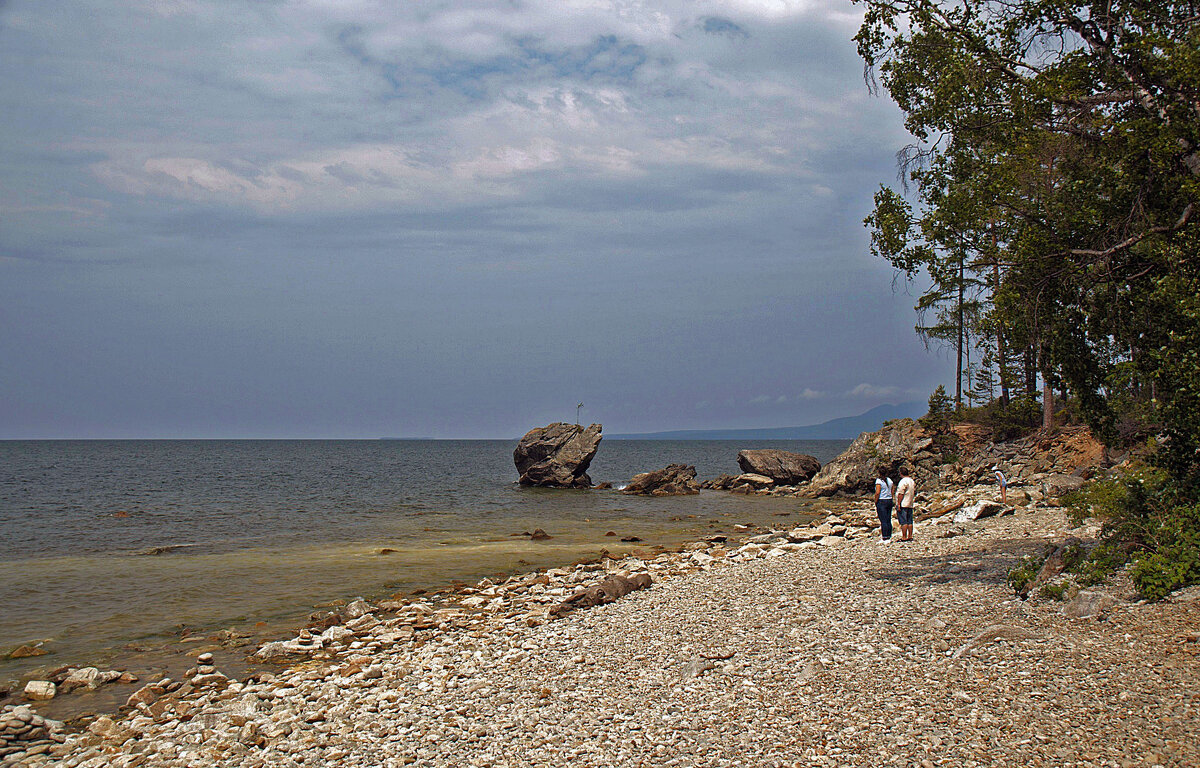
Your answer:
[26,480,1199,768]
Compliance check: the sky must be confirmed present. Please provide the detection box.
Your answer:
[0,0,952,439]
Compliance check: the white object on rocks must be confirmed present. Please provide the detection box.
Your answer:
[59,666,101,692]
[344,599,373,619]
[953,501,1005,523]
[23,681,56,701]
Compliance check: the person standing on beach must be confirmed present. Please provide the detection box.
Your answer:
[895,466,916,542]
[993,465,1008,504]
[873,465,895,544]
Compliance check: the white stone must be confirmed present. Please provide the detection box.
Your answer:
[23,680,56,701]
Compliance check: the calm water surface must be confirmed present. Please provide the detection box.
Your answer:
[0,439,849,682]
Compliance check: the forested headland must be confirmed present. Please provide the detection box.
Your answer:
[855,0,1200,598]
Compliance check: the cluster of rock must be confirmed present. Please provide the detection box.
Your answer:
[690,449,825,496]
[512,423,602,488]
[0,705,66,765]
[801,420,1106,498]
[512,424,826,497]
[19,666,137,703]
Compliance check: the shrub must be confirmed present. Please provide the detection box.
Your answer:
[1006,552,1047,595]
[1038,582,1069,601]
[1071,540,1131,587]
[1065,467,1200,600]
[1130,502,1200,601]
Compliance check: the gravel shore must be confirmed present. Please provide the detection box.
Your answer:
[30,503,1200,768]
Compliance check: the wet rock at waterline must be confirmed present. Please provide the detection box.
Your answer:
[736,449,821,486]
[513,423,602,488]
[621,464,700,496]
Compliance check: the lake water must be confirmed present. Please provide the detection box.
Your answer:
[0,438,850,686]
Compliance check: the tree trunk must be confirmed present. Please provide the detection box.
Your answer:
[956,254,964,411]
[991,250,1009,406]
[1042,376,1054,430]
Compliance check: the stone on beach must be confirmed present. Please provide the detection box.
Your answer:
[513,422,602,488]
[549,572,653,617]
[953,499,1005,523]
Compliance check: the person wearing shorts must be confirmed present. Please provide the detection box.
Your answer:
[993,465,1008,504]
[895,466,916,542]
[873,465,895,543]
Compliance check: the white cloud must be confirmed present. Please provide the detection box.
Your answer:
[847,383,900,398]
[31,0,896,213]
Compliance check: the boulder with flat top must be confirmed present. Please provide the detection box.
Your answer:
[736,449,821,485]
[514,423,602,488]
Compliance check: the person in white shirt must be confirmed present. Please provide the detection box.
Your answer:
[895,466,916,542]
[872,465,895,543]
[993,465,1008,504]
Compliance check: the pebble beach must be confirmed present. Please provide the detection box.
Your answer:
[13,493,1199,768]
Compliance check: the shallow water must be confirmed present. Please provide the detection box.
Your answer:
[0,438,849,686]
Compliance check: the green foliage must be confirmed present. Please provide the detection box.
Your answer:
[1005,552,1046,595]
[921,385,953,429]
[920,385,960,461]
[1071,539,1132,588]
[1130,503,1200,601]
[1038,582,1069,602]
[959,395,1042,441]
[1065,468,1200,599]
[855,0,1200,482]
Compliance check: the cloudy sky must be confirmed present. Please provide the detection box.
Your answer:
[0,0,950,439]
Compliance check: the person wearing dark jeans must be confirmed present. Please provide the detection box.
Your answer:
[873,465,895,544]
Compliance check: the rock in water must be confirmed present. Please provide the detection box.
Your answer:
[513,422,602,488]
[736,450,821,485]
[622,464,700,496]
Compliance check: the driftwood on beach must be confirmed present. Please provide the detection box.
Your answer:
[548,572,653,617]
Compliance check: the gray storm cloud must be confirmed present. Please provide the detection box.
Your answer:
[0,0,949,438]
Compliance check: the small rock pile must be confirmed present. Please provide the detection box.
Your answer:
[0,705,66,767]
[19,666,137,703]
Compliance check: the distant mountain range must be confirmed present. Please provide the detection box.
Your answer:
[607,402,926,441]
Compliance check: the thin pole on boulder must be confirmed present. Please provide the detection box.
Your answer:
[576,402,584,425]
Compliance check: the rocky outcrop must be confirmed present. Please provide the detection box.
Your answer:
[801,420,1107,498]
[801,419,931,497]
[622,464,700,496]
[736,450,820,485]
[513,423,602,488]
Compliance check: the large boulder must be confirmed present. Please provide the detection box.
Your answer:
[513,423,602,488]
[736,449,821,485]
[953,500,1005,523]
[801,419,931,497]
[622,464,700,496]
